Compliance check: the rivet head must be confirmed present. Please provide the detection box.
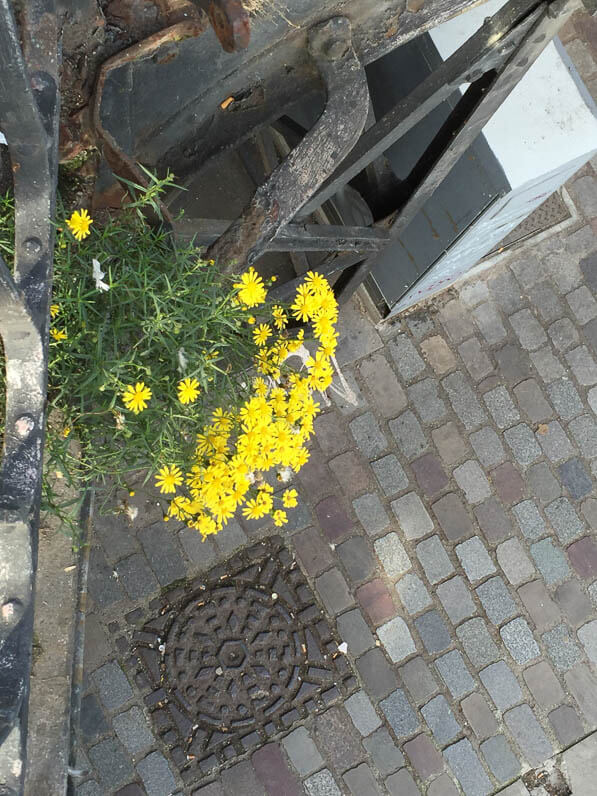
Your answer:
[23,237,42,255]
[15,415,35,437]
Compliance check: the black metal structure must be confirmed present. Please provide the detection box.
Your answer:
[0,0,595,790]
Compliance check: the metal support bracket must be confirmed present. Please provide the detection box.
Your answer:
[206,16,370,272]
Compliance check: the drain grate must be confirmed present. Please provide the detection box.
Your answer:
[489,190,571,255]
[133,537,357,784]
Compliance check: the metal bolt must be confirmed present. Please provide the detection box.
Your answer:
[23,237,42,255]
[15,415,35,438]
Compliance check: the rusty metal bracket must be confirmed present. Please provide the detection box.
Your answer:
[0,0,60,790]
[206,16,370,271]
[192,0,251,52]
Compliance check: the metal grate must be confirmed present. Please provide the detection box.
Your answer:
[489,190,571,254]
[133,537,357,786]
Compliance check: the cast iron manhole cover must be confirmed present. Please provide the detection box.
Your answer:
[132,537,357,785]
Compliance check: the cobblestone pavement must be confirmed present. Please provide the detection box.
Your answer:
[75,19,597,796]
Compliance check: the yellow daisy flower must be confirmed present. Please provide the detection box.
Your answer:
[178,377,201,405]
[233,266,267,307]
[282,488,298,508]
[50,304,59,318]
[273,509,288,526]
[272,305,288,329]
[253,323,272,347]
[50,328,67,342]
[122,381,152,414]
[66,208,93,241]
[155,464,183,494]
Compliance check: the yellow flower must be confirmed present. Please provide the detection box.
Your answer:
[155,464,183,494]
[50,304,59,319]
[242,498,267,520]
[253,323,272,347]
[178,377,201,405]
[272,305,288,329]
[247,315,256,325]
[273,509,287,526]
[66,208,93,241]
[62,426,71,437]
[122,381,152,414]
[282,488,298,508]
[304,270,329,295]
[233,266,267,307]
[50,328,67,342]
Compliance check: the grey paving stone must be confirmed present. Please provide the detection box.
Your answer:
[439,299,476,342]
[138,524,186,586]
[549,705,585,747]
[432,421,469,465]
[416,536,454,584]
[546,378,584,420]
[395,573,432,615]
[474,498,514,545]
[407,378,447,423]
[536,421,574,463]
[459,337,494,382]
[87,546,125,609]
[113,707,154,756]
[548,317,580,351]
[473,302,507,345]
[79,694,108,744]
[399,657,439,704]
[461,693,498,740]
[293,526,333,577]
[589,385,597,414]
[456,536,496,582]
[385,769,419,796]
[414,610,451,654]
[338,536,375,583]
[432,493,473,542]
[359,353,407,419]
[357,649,398,700]
[470,426,506,469]
[568,285,597,324]
[442,371,487,430]
[527,462,561,505]
[513,500,546,541]
[404,734,444,781]
[565,664,597,726]
[178,528,217,570]
[531,347,565,382]
[480,661,522,710]
[569,413,597,459]
[504,423,542,468]
[500,617,540,664]
[457,618,499,667]
[578,619,597,666]
[483,386,520,429]
[404,312,436,340]
[315,568,355,615]
[421,695,461,745]
[488,268,525,313]
[388,411,427,460]
[345,691,382,736]
[476,577,516,625]
[566,345,597,385]
[337,609,375,656]
[380,689,419,738]
[363,727,404,775]
[497,538,535,585]
[517,580,560,631]
[420,335,456,375]
[350,412,388,460]
[427,774,460,796]
[453,460,491,504]
[543,623,583,671]
[93,512,139,563]
[390,493,433,540]
[496,343,533,385]
[435,650,475,698]
[387,334,425,382]
[504,705,553,767]
[330,368,366,415]
[444,738,492,796]
[314,707,366,774]
[377,617,416,663]
[531,538,571,584]
[481,735,520,784]
[374,532,411,579]
[523,660,564,709]
[514,379,553,423]
[545,497,585,544]
[371,455,408,497]
[559,458,592,500]
[555,580,592,626]
[568,174,597,219]
[585,318,597,354]
[282,727,324,777]
[88,738,134,789]
[304,769,342,796]
[423,575,462,626]
[353,493,390,536]
[115,554,159,600]
[92,661,133,712]
[314,411,350,457]
[136,752,177,796]
[532,281,564,323]
[76,783,103,796]
[343,763,382,796]
[213,518,246,555]
[461,280,489,307]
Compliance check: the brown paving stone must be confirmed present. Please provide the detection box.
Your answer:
[474,497,513,545]
[314,707,366,773]
[567,536,597,579]
[566,664,597,726]
[357,649,399,699]
[555,580,593,626]
[411,454,449,497]
[297,448,335,501]
[329,451,373,498]
[432,493,473,541]
[403,734,444,780]
[359,352,408,418]
[523,661,564,709]
[432,422,468,465]
[491,462,525,504]
[356,579,396,626]
[252,743,302,796]
[460,693,498,740]
[313,412,350,457]
[518,580,561,632]
[315,496,352,542]
[293,527,333,577]
[114,786,145,796]
[548,706,585,747]
[420,335,456,375]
